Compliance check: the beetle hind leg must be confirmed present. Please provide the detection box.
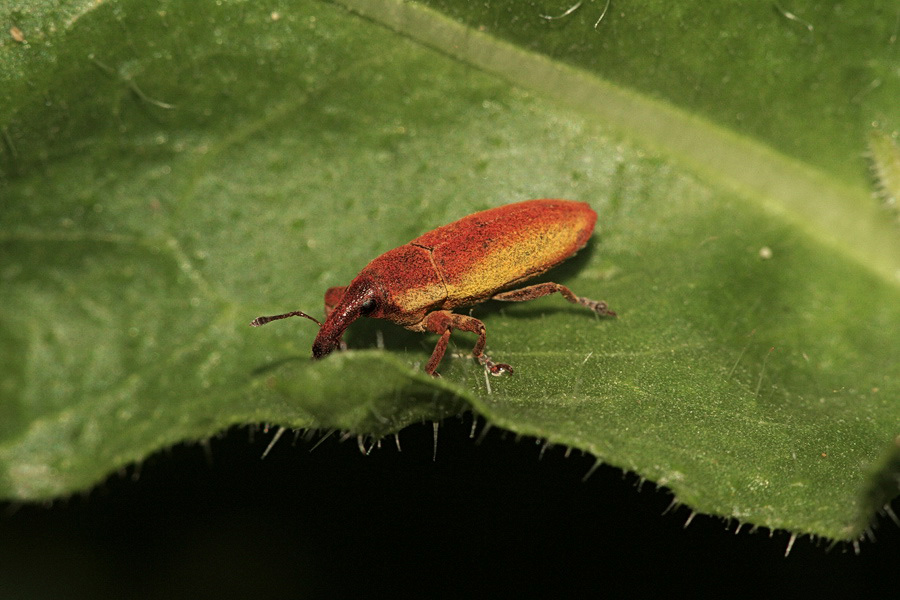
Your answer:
[491,282,616,317]
[418,311,513,377]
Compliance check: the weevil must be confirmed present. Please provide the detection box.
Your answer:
[251,199,616,376]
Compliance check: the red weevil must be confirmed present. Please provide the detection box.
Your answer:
[251,199,616,376]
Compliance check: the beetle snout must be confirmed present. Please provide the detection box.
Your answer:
[311,310,353,360]
[311,335,339,359]
[309,277,379,361]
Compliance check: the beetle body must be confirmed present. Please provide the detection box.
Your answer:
[252,199,615,375]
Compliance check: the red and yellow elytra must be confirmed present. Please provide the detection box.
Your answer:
[251,199,616,376]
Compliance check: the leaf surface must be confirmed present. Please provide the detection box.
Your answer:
[1,0,897,541]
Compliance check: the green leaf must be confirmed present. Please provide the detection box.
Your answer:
[1,0,897,542]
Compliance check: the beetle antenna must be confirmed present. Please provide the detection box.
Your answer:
[250,310,322,327]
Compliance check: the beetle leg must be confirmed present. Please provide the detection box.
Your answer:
[419,311,513,377]
[491,282,616,317]
[424,324,453,377]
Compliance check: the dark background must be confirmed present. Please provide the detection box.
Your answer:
[2,417,898,599]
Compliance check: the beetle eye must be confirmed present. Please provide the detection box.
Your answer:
[360,298,377,315]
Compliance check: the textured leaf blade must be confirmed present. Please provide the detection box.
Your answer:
[0,0,897,542]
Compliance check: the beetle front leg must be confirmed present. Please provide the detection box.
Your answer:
[491,282,616,317]
[419,311,513,377]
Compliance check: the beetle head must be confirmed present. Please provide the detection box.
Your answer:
[312,276,383,359]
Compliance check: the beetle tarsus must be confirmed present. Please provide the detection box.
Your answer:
[477,351,514,376]
[577,296,617,318]
[485,361,514,376]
